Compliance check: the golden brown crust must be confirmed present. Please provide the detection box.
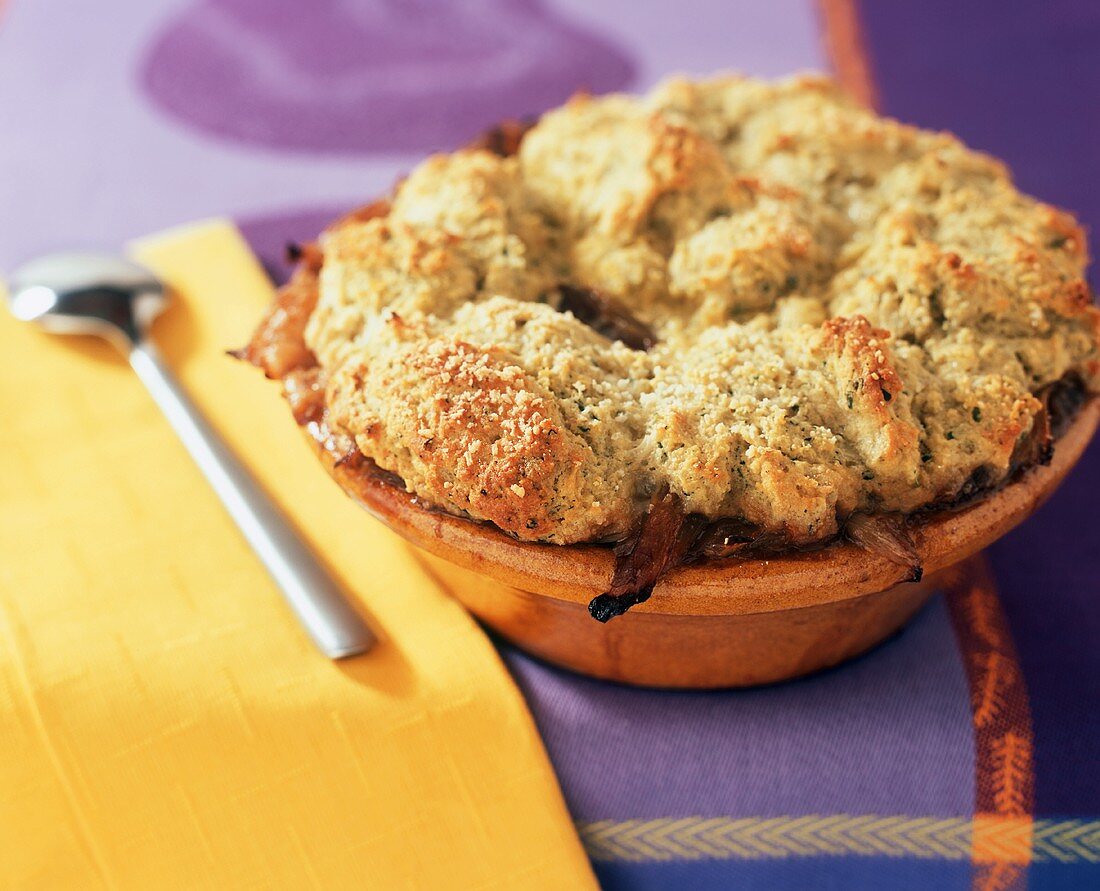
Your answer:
[245,74,1100,546]
[326,335,632,543]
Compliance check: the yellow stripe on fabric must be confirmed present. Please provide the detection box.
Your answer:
[578,815,1100,864]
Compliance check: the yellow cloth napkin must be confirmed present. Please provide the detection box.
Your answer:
[0,221,596,889]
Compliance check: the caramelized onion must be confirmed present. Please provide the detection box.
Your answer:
[334,449,405,490]
[229,265,320,379]
[559,284,657,351]
[1010,401,1053,471]
[285,241,324,273]
[588,488,705,622]
[282,367,326,425]
[689,517,759,560]
[1046,374,1086,436]
[844,512,923,581]
[468,118,536,157]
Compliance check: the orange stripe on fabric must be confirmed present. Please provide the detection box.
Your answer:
[944,557,1035,890]
[817,0,880,109]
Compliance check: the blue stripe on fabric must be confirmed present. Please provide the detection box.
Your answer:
[593,855,973,891]
[1030,860,1100,891]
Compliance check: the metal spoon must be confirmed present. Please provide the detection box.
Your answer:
[7,252,375,659]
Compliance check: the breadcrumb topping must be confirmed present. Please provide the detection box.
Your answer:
[301,74,1100,545]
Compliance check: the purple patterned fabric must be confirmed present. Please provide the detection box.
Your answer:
[4,1,1099,887]
[140,0,634,153]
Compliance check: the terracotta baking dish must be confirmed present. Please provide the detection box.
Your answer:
[313,399,1099,688]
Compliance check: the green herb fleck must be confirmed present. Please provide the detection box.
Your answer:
[847,394,854,409]
[972,407,982,422]
[1047,236,1069,249]
[882,388,892,403]
[946,431,955,440]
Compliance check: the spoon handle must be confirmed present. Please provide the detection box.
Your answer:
[128,340,376,659]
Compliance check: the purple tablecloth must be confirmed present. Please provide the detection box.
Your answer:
[5,2,1097,888]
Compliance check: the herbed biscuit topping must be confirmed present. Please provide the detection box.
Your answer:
[300,74,1100,547]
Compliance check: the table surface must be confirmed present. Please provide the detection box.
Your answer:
[4,2,1098,888]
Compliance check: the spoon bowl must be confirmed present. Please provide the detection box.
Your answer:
[8,252,169,352]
